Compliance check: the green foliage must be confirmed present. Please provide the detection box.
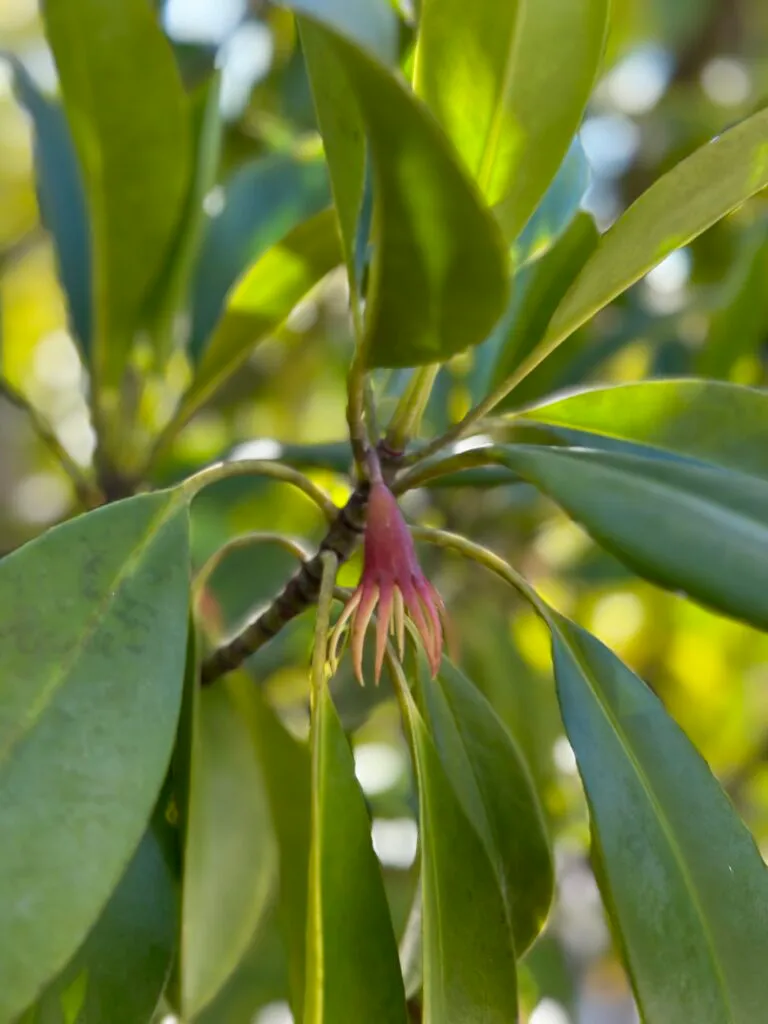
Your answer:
[0,494,190,1021]
[180,677,277,1017]
[42,0,191,390]
[398,675,519,1023]
[550,615,768,1022]
[305,685,407,1022]
[3,1,768,1022]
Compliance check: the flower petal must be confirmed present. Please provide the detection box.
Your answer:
[351,583,379,685]
[392,587,406,658]
[415,576,443,675]
[402,578,436,672]
[374,582,394,684]
[328,587,362,669]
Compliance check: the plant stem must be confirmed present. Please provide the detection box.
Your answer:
[346,349,370,471]
[398,361,534,468]
[0,377,103,510]
[199,481,370,684]
[310,550,338,710]
[193,532,311,607]
[182,458,338,521]
[410,525,548,616]
[393,446,504,494]
[384,364,440,455]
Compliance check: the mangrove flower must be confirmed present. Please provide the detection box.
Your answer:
[329,475,445,684]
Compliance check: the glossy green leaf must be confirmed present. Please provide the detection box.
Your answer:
[398,681,518,1023]
[305,685,407,1022]
[0,492,190,1022]
[290,0,398,60]
[150,71,224,363]
[414,0,608,244]
[292,0,397,284]
[300,17,509,367]
[500,444,768,632]
[249,687,312,1020]
[10,60,91,357]
[512,138,592,267]
[417,658,553,956]
[42,0,191,387]
[180,675,278,1017]
[529,106,768,377]
[549,614,768,1022]
[29,823,176,1024]
[166,208,342,440]
[188,153,330,361]
[519,379,768,478]
[491,214,598,397]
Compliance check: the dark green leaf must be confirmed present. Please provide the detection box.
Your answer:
[188,154,330,361]
[300,17,509,367]
[180,675,278,1017]
[398,680,518,1023]
[166,208,342,441]
[491,214,598,398]
[292,0,397,285]
[519,379,768,478]
[0,492,190,1021]
[550,614,768,1022]
[500,444,768,632]
[10,61,91,358]
[42,0,191,387]
[417,657,553,956]
[414,0,608,244]
[305,685,407,1022]
[529,106,768,377]
[249,687,312,1020]
[150,71,224,364]
[29,823,177,1024]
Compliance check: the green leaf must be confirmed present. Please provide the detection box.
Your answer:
[414,0,608,244]
[417,658,553,956]
[549,614,768,1023]
[180,675,278,1017]
[30,822,177,1024]
[519,379,768,478]
[0,492,190,1021]
[290,0,398,61]
[165,208,342,442]
[512,138,592,267]
[529,106,768,376]
[305,685,407,1022]
[490,214,598,398]
[696,226,768,379]
[10,61,91,358]
[42,0,191,388]
[188,153,330,361]
[291,0,397,286]
[500,444,768,632]
[249,687,312,1020]
[398,680,518,1023]
[150,71,224,364]
[300,17,509,367]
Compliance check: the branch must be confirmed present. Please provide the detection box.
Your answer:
[200,482,370,684]
[0,377,103,510]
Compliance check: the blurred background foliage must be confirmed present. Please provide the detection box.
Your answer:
[2,2,768,1022]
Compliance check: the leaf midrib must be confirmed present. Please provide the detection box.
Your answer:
[0,494,183,772]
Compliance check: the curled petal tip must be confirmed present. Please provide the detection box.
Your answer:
[351,584,378,685]
[374,583,394,684]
